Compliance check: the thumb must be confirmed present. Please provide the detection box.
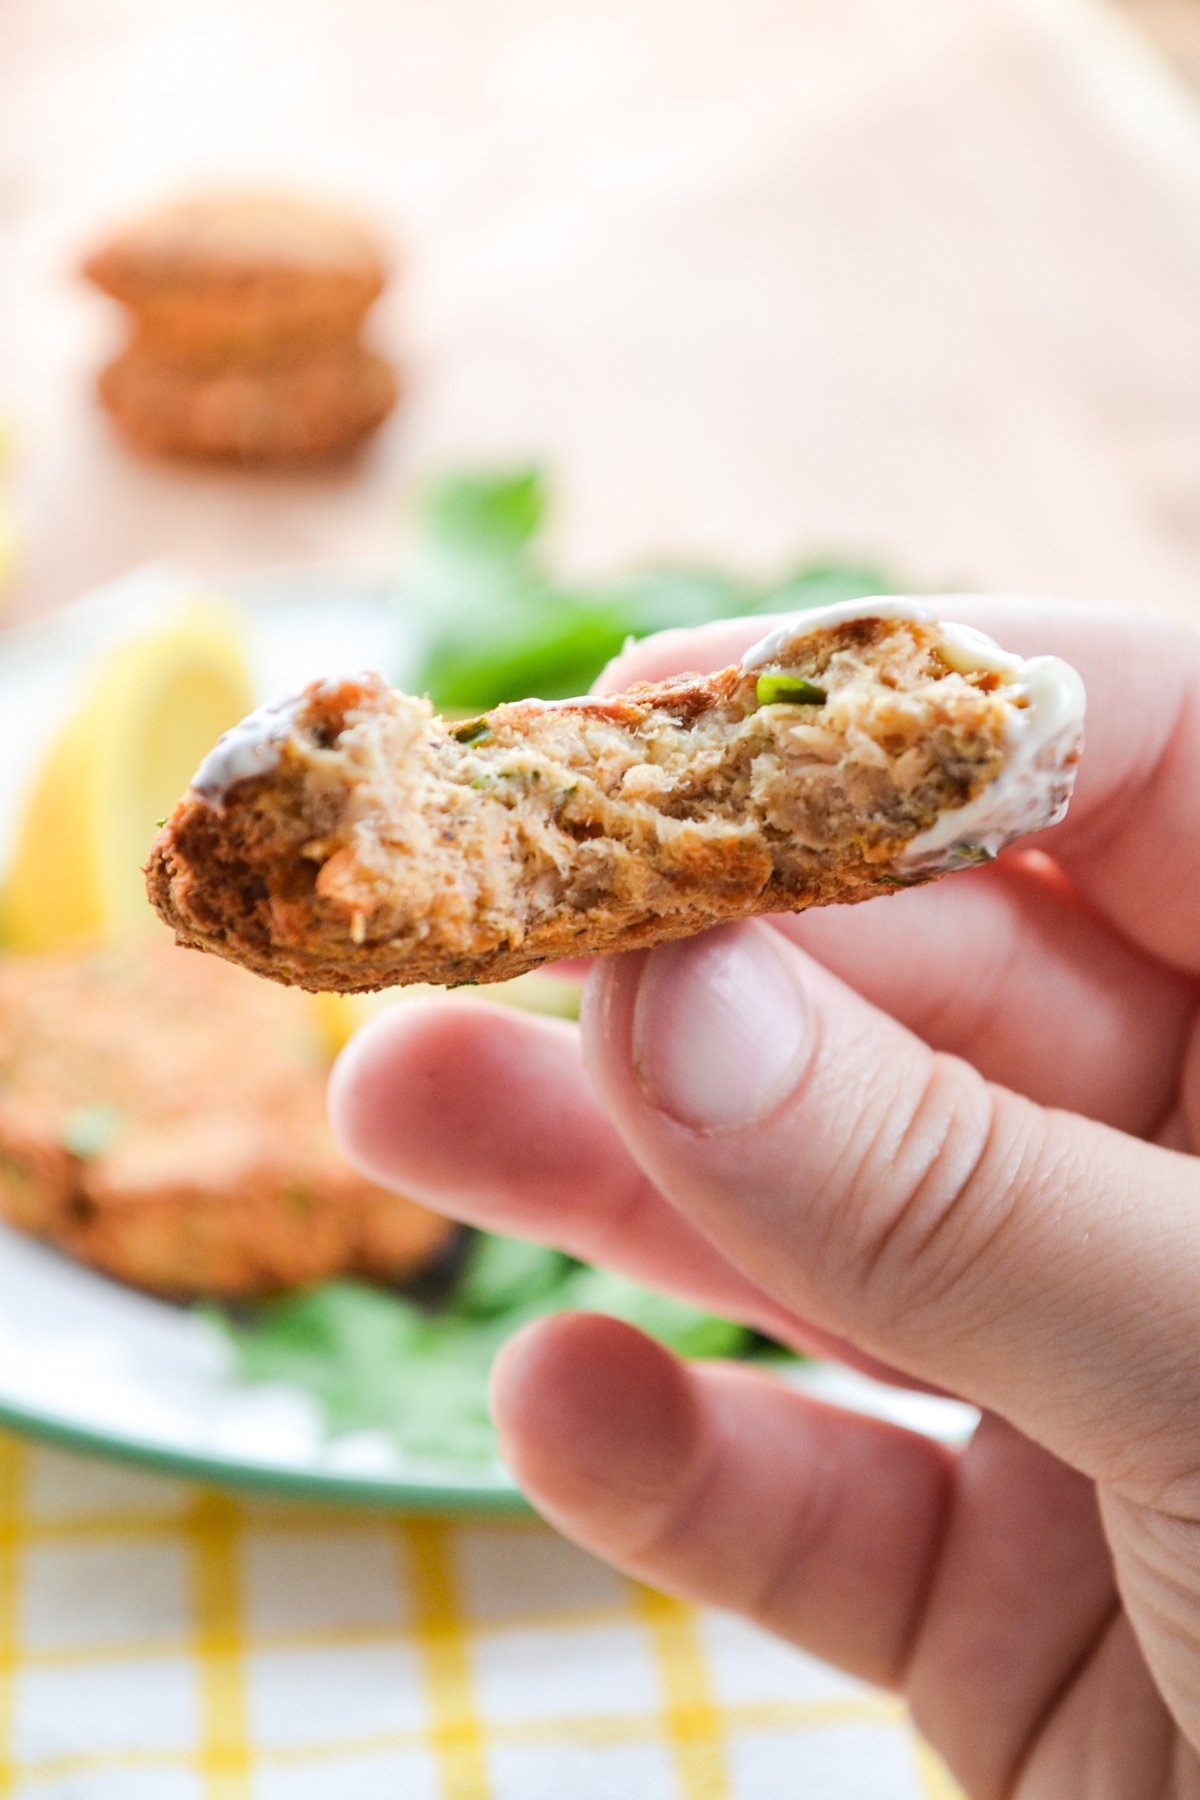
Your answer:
[582,920,1199,1503]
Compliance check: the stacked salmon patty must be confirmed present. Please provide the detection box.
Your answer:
[83,193,398,463]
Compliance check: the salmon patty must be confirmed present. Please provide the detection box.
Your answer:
[0,939,452,1297]
[147,601,1085,993]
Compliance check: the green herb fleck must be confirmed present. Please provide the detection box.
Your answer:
[450,719,492,747]
[755,674,827,708]
[154,817,167,829]
[61,1104,124,1160]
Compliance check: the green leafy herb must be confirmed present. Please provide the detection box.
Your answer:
[754,674,827,708]
[60,1103,124,1160]
[210,1240,771,1469]
[553,1267,751,1360]
[450,719,493,746]
[422,467,546,561]
[408,468,900,711]
[449,1234,574,1320]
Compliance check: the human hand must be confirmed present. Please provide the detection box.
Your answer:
[331,598,1200,1797]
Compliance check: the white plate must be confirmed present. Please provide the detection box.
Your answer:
[0,566,977,1506]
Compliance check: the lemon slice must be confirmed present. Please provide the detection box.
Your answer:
[2,601,254,950]
[312,989,404,1056]
[312,971,581,1059]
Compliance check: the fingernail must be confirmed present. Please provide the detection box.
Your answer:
[632,923,810,1133]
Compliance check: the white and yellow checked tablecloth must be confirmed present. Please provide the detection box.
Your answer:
[0,1433,963,1799]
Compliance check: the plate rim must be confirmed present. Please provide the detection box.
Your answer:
[0,1384,535,1513]
[0,562,977,1507]
[0,560,540,1510]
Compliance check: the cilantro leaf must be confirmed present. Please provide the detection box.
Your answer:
[448,1234,575,1320]
[554,1266,751,1359]
[209,1249,766,1471]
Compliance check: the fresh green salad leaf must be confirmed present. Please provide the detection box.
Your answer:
[421,467,546,562]
[209,1237,767,1469]
[206,1282,505,1461]
[449,1233,574,1320]
[553,1266,751,1359]
[408,468,899,710]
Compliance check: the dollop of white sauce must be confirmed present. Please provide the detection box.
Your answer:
[191,691,304,803]
[900,655,1085,873]
[190,673,387,804]
[742,596,941,669]
[740,597,1085,874]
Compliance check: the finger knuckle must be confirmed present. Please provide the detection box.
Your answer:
[844,1055,1042,1337]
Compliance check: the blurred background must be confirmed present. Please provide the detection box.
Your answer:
[1,4,1199,1795]
[4,0,1200,623]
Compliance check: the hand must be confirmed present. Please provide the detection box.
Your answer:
[331,598,1200,1797]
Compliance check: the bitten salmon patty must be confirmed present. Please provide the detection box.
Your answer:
[0,940,452,1298]
[146,601,1085,994]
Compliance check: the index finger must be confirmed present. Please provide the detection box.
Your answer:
[601,597,1200,976]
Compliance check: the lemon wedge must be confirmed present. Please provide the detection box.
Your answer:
[312,989,404,1056]
[2,602,254,950]
[312,971,581,1059]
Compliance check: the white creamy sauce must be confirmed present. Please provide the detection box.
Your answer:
[741,596,1085,873]
[191,691,303,802]
[191,673,387,804]
[742,596,941,669]
[899,655,1085,873]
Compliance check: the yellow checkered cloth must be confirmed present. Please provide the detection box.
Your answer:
[0,1433,962,1798]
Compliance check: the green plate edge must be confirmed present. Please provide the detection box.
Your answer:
[0,1388,533,1514]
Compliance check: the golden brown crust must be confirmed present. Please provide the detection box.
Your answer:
[0,941,452,1298]
[97,344,397,464]
[82,192,388,354]
[147,614,1082,993]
